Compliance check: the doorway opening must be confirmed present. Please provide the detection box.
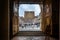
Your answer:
[18,4,42,31]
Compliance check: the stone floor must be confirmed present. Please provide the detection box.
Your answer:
[11,36,45,40]
[11,36,58,40]
[11,31,58,40]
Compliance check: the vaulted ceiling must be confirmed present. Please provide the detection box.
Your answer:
[14,0,51,4]
[14,0,44,4]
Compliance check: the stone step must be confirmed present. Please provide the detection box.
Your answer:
[16,31,46,36]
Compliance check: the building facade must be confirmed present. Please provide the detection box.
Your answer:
[19,11,42,31]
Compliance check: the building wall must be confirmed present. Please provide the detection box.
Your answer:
[0,0,9,40]
[42,0,53,36]
[12,2,19,35]
[41,0,52,34]
[12,16,18,35]
[24,11,35,20]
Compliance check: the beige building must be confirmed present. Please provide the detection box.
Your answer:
[24,11,35,20]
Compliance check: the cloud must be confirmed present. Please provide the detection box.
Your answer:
[21,4,29,10]
[19,4,41,17]
[34,5,41,16]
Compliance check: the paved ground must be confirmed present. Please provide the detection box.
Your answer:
[19,26,42,31]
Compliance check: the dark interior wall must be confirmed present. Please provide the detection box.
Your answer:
[10,0,14,39]
[52,0,59,39]
[59,0,60,40]
[0,0,9,40]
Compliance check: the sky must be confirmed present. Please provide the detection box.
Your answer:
[18,4,41,17]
